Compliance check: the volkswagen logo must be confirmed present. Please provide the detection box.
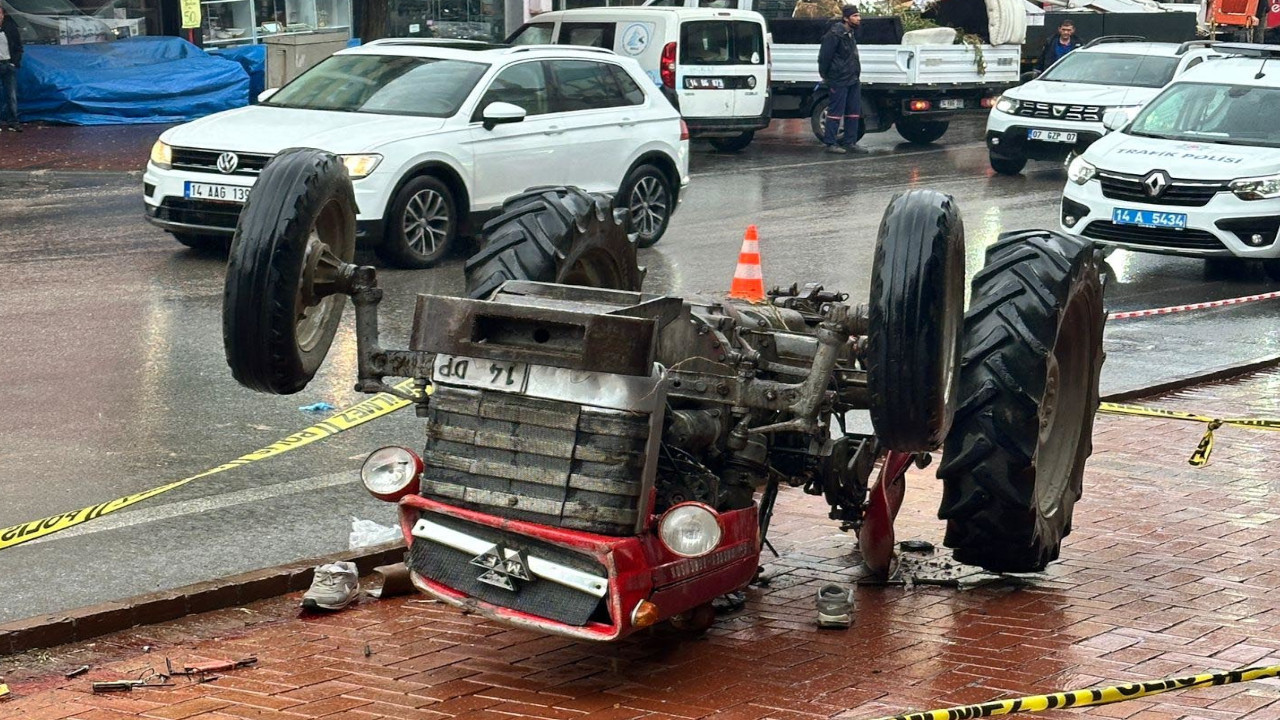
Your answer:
[216,152,240,174]
[1143,170,1170,197]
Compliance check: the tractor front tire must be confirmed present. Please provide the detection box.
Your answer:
[937,230,1106,573]
[866,189,966,453]
[222,147,356,395]
[464,187,643,300]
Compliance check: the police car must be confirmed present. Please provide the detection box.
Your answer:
[985,38,1221,175]
[1061,45,1280,280]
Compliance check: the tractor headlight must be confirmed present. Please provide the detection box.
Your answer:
[150,140,172,170]
[1229,174,1280,201]
[340,154,383,179]
[361,446,422,502]
[1067,156,1097,185]
[994,96,1018,114]
[658,503,722,558]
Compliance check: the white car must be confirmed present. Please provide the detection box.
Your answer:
[1061,45,1280,280]
[144,40,690,267]
[985,39,1220,176]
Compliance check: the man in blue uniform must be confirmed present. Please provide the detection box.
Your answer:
[818,5,864,154]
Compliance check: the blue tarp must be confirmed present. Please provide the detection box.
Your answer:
[17,37,250,125]
[207,44,265,104]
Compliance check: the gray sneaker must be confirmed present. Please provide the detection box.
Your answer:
[824,144,847,154]
[302,561,360,611]
[816,583,853,628]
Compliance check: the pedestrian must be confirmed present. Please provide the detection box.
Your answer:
[0,4,23,132]
[1037,20,1081,73]
[818,5,864,154]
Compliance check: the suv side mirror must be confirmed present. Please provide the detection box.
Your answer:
[482,102,528,130]
[258,88,280,103]
[1102,110,1129,133]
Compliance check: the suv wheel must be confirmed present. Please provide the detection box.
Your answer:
[620,164,673,248]
[376,175,456,269]
[173,233,228,251]
[989,153,1027,176]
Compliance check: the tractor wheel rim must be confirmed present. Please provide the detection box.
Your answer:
[1034,294,1091,516]
[296,228,338,352]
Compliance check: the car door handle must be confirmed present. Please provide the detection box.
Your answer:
[620,117,636,127]
[545,125,564,135]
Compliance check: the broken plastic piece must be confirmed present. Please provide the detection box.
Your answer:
[299,402,337,413]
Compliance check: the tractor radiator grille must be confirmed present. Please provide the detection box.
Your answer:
[421,385,650,536]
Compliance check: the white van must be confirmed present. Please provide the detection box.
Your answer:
[508,7,771,151]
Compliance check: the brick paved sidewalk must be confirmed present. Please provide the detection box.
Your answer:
[3,369,1279,720]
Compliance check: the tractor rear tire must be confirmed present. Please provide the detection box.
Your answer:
[223,147,356,395]
[937,230,1106,573]
[866,189,966,453]
[464,187,643,299]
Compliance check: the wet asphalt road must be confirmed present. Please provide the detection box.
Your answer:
[1,117,1278,623]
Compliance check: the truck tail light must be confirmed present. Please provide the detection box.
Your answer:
[661,42,677,89]
[908,99,931,112]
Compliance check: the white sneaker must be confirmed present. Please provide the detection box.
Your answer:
[302,561,360,611]
[816,583,854,628]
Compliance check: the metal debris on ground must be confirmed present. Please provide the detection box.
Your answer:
[64,665,90,679]
[858,548,1028,589]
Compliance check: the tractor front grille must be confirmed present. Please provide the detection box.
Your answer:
[421,385,651,536]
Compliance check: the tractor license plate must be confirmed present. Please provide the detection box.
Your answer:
[939,98,964,109]
[1112,208,1188,229]
[1027,129,1077,143]
[434,354,530,393]
[184,182,250,203]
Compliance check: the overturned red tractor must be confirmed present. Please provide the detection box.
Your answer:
[223,148,1106,641]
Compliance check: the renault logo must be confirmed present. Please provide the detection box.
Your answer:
[1143,170,1170,197]
[470,544,532,592]
[216,152,240,174]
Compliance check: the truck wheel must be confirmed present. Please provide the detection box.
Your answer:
[895,118,949,145]
[810,97,865,145]
[619,164,673,248]
[989,153,1027,176]
[223,148,356,395]
[376,175,457,269]
[173,233,229,251]
[709,132,754,152]
[866,189,965,453]
[464,187,643,299]
[937,230,1105,573]
[1260,259,1280,282]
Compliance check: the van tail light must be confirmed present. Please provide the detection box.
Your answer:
[680,119,689,141]
[661,42,677,89]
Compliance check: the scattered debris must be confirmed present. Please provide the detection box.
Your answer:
[898,539,935,553]
[171,657,257,677]
[65,665,90,679]
[298,402,336,413]
[349,518,400,549]
[712,591,746,613]
[363,644,372,658]
[0,680,10,699]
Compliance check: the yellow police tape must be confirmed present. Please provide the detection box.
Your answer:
[0,379,421,552]
[1098,402,1280,467]
[868,663,1280,720]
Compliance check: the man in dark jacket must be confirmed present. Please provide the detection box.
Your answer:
[817,5,863,153]
[0,5,23,132]
[1037,20,1081,73]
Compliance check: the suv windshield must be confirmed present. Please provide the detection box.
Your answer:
[1128,82,1280,148]
[1040,51,1179,88]
[265,55,489,117]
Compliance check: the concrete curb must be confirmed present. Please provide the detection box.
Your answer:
[1101,353,1280,402]
[3,356,1276,658]
[0,541,404,657]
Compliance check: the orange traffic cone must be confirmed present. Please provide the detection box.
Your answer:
[728,225,765,302]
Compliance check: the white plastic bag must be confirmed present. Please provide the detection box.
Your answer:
[349,517,401,549]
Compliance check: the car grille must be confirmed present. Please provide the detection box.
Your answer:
[1082,221,1224,251]
[407,511,608,627]
[421,386,651,537]
[151,198,242,231]
[1215,216,1280,247]
[171,147,274,177]
[1098,171,1226,208]
[1015,101,1103,122]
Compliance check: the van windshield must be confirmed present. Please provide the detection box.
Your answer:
[680,20,763,65]
[1128,82,1280,148]
[1040,51,1179,88]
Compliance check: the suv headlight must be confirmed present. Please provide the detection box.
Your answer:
[1229,174,1280,201]
[658,503,722,558]
[1067,156,1097,185]
[340,154,383,179]
[150,140,172,170]
[994,96,1018,114]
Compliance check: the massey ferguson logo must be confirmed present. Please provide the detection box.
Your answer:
[1143,170,1170,197]
[216,152,240,174]
[471,544,532,592]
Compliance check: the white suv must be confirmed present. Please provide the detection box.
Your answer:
[1061,46,1280,280]
[144,40,690,267]
[986,39,1220,175]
